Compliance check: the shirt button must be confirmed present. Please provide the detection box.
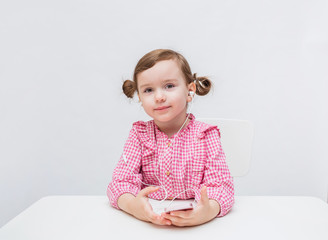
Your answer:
[166,171,170,176]
[167,141,171,147]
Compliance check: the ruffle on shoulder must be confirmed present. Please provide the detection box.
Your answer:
[132,121,147,134]
[132,120,156,154]
[196,121,221,140]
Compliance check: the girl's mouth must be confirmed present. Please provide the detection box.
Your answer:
[154,106,170,111]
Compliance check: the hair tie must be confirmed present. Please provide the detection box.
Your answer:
[196,78,205,88]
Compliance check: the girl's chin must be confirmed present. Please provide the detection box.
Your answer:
[149,109,188,124]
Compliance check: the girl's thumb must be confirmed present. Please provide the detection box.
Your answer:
[140,186,160,197]
[200,186,209,203]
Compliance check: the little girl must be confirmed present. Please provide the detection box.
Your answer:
[107,49,234,227]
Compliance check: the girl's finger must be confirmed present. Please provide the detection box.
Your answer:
[139,186,160,197]
[162,213,189,227]
[149,213,171,225]
[166,209,192,219]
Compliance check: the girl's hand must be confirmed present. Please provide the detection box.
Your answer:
[161,186,220,227]
[118,187,171,226]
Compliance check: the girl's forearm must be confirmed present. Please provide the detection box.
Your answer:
[117,193,137,215]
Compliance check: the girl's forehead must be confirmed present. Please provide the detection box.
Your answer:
[138,59,183,83]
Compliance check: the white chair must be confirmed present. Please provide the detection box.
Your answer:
[197,118,254,177]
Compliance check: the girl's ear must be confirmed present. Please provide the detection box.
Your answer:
[187,82,196,102]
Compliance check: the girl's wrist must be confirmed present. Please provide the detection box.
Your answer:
[208,199,221,217]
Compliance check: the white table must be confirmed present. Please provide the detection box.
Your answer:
[0,196,327,240]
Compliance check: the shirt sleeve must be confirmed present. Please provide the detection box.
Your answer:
[196,127,235,217]
[107,127,143,209]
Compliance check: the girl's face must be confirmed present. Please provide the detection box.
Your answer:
[137,59,195,128]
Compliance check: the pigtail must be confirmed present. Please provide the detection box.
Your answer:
[193,73,212,96]
[122,79,137,98]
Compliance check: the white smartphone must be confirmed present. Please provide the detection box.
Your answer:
[164,202,195,213]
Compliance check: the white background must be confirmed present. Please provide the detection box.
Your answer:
[0,0,327,227]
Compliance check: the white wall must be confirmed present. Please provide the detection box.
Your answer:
[0,0,327,227]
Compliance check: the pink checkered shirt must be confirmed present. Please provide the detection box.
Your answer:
[107,114,234,217]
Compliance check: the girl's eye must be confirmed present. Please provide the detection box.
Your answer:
[144,88,152,93]
[165,84,175,89]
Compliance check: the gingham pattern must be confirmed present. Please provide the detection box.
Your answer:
[107,114,234,217]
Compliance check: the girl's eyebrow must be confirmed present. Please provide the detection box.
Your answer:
[163,79,178,82]
[162,79,178,85]
[139,83,151,89]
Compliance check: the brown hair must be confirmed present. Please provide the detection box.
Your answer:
[122,49,212,98]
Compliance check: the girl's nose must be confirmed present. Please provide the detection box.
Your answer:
[154,90,166,102]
